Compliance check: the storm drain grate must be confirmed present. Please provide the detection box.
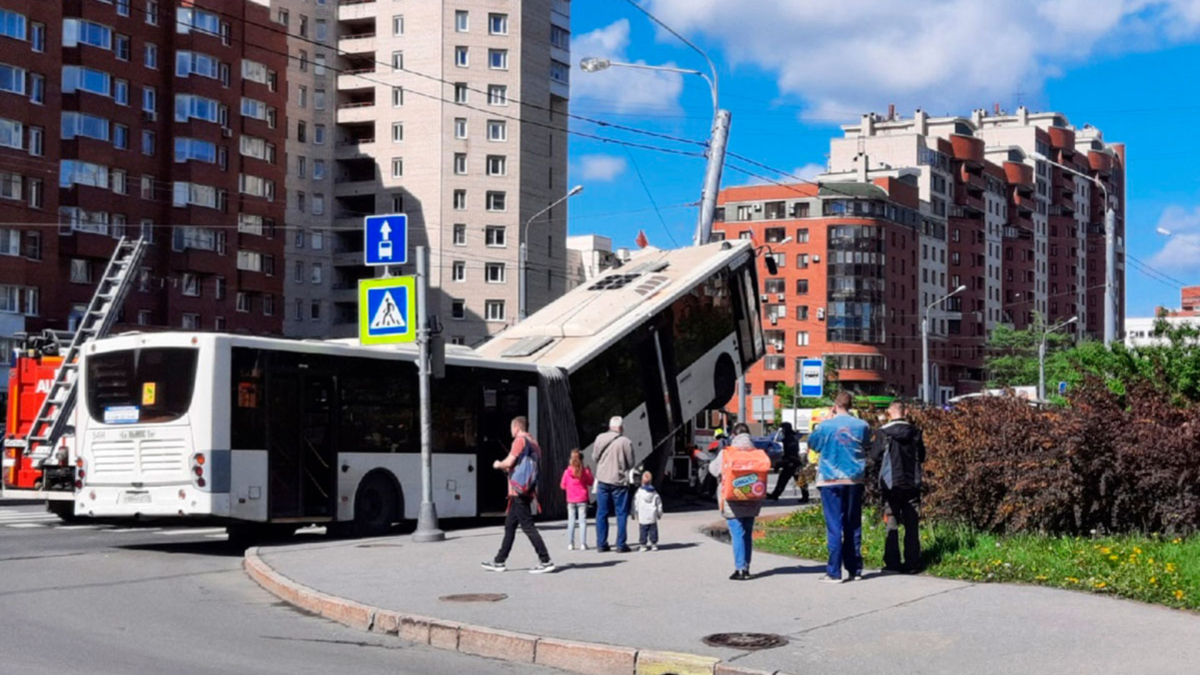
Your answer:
[439,593,508,603]
[702,632,789,651]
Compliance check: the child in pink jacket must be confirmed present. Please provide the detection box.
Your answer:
[561,449,594,550]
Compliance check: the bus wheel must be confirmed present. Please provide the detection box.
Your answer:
[47,500,80,523]
[353,473,400,538]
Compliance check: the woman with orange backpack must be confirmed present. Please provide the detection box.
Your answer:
[709,423,772,580]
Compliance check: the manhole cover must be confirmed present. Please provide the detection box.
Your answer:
[439,593,508,603]
[702,633,789,651]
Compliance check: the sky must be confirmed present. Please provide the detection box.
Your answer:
[564,0,1200,317]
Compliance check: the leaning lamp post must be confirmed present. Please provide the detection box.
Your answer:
[923,285,968,405]
[519,185,583,320]
[580,56,729,247]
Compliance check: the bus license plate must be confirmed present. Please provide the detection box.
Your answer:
[122,491,151,504]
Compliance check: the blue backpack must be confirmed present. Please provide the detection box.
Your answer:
[509,435,541,496]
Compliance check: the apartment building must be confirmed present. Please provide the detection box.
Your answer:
[276,0,339,337]
[323,0,572,345]
[716,107,1125,403]
[0,0,289,367]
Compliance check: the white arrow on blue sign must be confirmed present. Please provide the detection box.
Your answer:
[364,213,408,266]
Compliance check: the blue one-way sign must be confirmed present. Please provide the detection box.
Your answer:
[364,214,407,266]
[359,276,416,344]
[800,358,824,398]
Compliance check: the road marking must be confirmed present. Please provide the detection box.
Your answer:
[0,513,58,521]
[205,534,229,539]
[7,523,47,528]
[160,527,227,537]
[102,527,163,534]
[55,525,102,530]
[296,525,327,535]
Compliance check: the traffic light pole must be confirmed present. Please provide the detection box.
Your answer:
[412,246,444,543]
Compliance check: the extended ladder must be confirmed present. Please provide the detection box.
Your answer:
[25,237,148,463]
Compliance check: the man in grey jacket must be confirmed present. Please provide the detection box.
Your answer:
[592,416,636,553]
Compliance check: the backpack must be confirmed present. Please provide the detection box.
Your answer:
[720,446,772,504]
[509,435,541,496]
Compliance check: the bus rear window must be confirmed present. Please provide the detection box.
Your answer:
[86,348,199,424]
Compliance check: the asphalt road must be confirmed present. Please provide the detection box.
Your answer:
[0,504,564,675]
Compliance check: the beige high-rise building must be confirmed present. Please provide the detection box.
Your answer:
[278,0,571,343]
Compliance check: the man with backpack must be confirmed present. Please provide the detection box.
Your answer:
[592,416,636,553]
[871,400,926,573]
[482,416,555,574]
[807,391,871,584]
[710,423,771,580]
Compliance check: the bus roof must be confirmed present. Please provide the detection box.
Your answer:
[476,240,755,370]
[87,332,542,373]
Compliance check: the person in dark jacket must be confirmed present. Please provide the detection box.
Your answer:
[870,400,926,573]
[767,422,809,502]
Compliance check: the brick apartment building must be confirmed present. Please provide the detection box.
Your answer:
[715,107,1126,403]
[0,0,288,367]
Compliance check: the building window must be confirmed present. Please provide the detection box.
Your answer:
[551,60,569,84]
[315,19,327,42]
[452,261,466,282]
[796,279,809,295]
[795,228,809,243]
[490,13,509,35]
[293,260,304,283]
[31,22,44,52]
[28,178,42,209]
[451,300,465,320]
[796,331,810,346]
[487,85,507,106]
[392,15,404,35]
[489,49,508,70]
[454,83,468,104]
[144,43,158,69]
[310,301,321,321]
[485,226,506,247]
[181,313,200,329]
[453,190,467,210]
[485,263,506,283]
[453,223,466,245]
[313,89,325,110]
[145,0,159,25]
[488,120,506,142]
[70,259,92,284]
[486,191,506,212]
[485,300,505,322]
[454,118,468,139]
[391,194,403,212]
[392,86,404,107]
[214,276,225,300]
[486,155,506,176]
[28,126,43,155]
[314,125,325,144]
[310,263,323,285]
[391,122,404,143]
[236,292,250,313]
[392,51,403,70]
[391,157,403,178]
[314,160,325,180]
[312,194,324,215]
[182,273,200,297]
[455,47,469,68]
[454,153,467,175]
[455,10,469,32]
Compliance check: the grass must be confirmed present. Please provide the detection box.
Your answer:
[755,505,1200,611]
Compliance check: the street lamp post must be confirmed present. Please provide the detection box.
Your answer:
[580,57,729,246]
[923,285,968,405]
[519,185,583,321]
[1033,152,1117,346]
[1039,316,1078,401]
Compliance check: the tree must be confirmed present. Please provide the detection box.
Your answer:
[984,321,1073,389]
[775,355,841,411]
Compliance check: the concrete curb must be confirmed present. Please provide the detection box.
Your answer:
[243,547,793,675]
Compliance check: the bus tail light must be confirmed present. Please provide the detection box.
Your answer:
[191,453,206,489]
[75,457,86,489]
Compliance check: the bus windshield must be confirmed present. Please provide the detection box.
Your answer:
[86,348,199,424]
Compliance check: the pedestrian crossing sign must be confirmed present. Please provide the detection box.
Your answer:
[359,276,417,344]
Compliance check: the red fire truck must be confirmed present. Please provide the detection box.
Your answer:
[2,333,76,516]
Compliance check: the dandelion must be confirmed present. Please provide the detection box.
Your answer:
[1172,538,1182,544]
[1109,555,1119,561]
[1094,581,1107,589]
[1150,577,1157,584]
[1100,547,1111,555]
[1065,577,1080,584]
[1166,563,1177,574]
[1175,590,1185,600]
[1035,575,1048,581]
[1133,547,1143,555]
[1149,557,1155,564]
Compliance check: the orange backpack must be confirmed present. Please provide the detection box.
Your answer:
[720,447,772,504]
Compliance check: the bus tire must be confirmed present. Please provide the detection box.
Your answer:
[352,472,401,538]
[47,500,80,523]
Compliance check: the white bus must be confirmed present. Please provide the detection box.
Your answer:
[73,241,764,532]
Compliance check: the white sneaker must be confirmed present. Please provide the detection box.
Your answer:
[581,543,589,551]
[817,575,844,584]
[650,544,659,552]
[529,562,556,574]
[568,543,575,551]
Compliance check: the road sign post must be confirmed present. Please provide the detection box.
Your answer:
[412,246,444,543]
[364,214,408,267]
[800,359,824,399]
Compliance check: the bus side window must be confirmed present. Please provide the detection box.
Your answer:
[231,347,266,449]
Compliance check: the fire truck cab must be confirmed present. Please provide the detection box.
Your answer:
[2,332,75,512]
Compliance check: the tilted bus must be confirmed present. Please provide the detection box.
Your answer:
[72,241,764,532]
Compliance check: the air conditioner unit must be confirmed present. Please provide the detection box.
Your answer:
[753,204,763,211]
[772,341,784,351]
[143,110,157,123]
[222,128,233,138]
[760,294,769,302]
[817,307,826,320]
[776,293,785,302]
[812,254,821,263]
[769,316,778,326]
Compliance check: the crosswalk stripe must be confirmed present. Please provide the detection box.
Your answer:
[102,527,162,534]
[205,533,229,539]
[0,512,58,519]
[55,525,101,530]
[160,527,227,536]
[7,523,47,528]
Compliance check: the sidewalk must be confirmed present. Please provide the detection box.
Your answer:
[249,501,1199,674]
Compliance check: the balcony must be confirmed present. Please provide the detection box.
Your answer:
[949,134,984,165]
[334,176,378,197]
[335,138,376,160]
[333,215,361,231]
[332,285,359,304]
[333,249,363,267]
[337,69,376,91]
[336,101,376,124]
[338,33,376,55]
[338,0,376,22]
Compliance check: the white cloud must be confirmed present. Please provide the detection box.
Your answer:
[570,19,686,113]
[1149,205,1200,271]
[645,0,1200,118]
[577,154,629,182]
[737,163,827,187]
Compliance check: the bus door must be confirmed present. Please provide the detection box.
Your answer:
[477,378,528,515]
[266,365,337,520]
[635,320,684,472]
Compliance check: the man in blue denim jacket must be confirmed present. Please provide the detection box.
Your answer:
[807,391,871,583]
